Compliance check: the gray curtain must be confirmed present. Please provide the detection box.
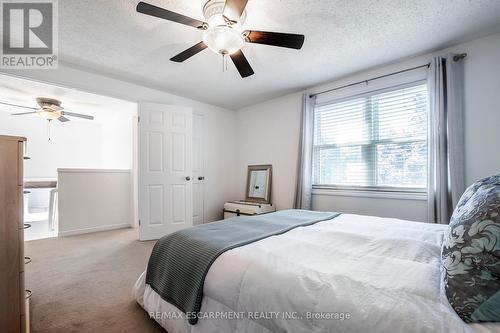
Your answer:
[427,54,465,224]
[294,93,316,209]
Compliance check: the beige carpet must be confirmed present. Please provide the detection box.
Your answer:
[25,228,165,333]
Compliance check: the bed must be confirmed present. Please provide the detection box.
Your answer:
[134,212,500,333]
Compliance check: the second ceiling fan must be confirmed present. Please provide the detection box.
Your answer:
[6,97,94,122]
[136,0,305,78]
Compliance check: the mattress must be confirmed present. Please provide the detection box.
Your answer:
[134,213,500,333]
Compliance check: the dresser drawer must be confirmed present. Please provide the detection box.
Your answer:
[20,314,26,333]
[19,229,25,273]
[19,272,25,317]
[24,297,30,333]
[18,141,24,186]
[18,185,24,229]
[21,297,30,333]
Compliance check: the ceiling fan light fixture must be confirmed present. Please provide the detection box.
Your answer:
[202,25,245,55]
[37,109,61,120]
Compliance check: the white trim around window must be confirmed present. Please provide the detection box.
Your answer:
[311,70,430,198]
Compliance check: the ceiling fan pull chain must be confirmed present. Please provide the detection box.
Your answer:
[47,120,51,141]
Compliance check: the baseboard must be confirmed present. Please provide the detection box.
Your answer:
[58,223,132,237]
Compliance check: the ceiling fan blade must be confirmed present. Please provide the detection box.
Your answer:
[230,50,254,78]
[61,111,94,120]
[136,2,207,29]
[170,42,207,63]
[11,111,38,116]
[244,30,305,49]
[0,101,38,110]
[58,116,70,122]
[223,0,248,20]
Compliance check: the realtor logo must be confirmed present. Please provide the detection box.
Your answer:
[1,0,58,69]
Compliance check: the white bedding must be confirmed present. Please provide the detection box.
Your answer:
[134,213,500,333]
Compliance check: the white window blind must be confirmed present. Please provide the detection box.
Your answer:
[312,82,428,191]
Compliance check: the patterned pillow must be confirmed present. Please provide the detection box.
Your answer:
[442,173,500,322]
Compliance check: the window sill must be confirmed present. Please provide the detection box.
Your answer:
[312,188,427,201]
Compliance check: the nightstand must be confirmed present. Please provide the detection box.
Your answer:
[223,201,276,219]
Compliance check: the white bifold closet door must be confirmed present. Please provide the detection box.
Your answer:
[192,114,205,225]
[138,103,193,241]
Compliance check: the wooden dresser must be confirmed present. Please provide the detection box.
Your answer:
[0,135,29,333]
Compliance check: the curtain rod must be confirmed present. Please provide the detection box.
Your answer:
[309,53,467,98]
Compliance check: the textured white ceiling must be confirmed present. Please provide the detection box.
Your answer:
[56,0,500,109]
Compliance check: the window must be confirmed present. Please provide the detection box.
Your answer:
[312,82,428,192]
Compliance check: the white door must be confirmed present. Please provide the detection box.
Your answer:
[192,114,205,225]
[138,103,193,241]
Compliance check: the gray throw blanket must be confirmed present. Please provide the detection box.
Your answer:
[145,209,340,325]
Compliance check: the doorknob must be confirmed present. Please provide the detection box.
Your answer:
[185,176,191,181]
[198,176,205,181]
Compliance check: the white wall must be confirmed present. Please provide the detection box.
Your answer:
[0,90,136,179]
[462,38,500,184]
[98,107,136,170]
[235,93,303,210]
[235,32,500,222]
[0,108,135,179]
[1,63,237,223]
[57,169,132,236]
[0,112,101,178]
[312,194,427,222]
[0,114,135,179]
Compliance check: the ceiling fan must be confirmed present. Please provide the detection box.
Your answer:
[3,97,94,122]
[136,0,305,78]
